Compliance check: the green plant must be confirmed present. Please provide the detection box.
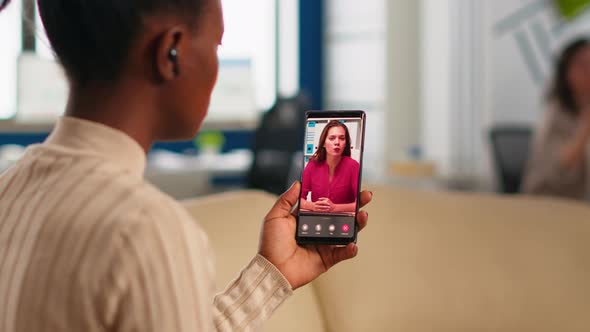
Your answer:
[555,0,590,19]
[194,131,225,151]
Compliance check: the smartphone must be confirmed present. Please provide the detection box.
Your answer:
[296,110,366,245]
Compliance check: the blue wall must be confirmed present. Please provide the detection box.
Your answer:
[299,0,324,110]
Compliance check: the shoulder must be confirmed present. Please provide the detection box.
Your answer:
[531,101,577,146]
[342,156,360,169]
[132,181,201,230]
[99,179,204,248]
[105,181,210,271]
[543,100,577,129]
[305,159,323,169]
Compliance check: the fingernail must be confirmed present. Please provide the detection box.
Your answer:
[369,191,374,198]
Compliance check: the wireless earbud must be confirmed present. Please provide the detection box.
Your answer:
[169,48,179,76]
[168,48,177,61]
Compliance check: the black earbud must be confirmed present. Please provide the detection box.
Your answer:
[169,48,179,76]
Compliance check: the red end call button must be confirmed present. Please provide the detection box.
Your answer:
[341,224,350,232]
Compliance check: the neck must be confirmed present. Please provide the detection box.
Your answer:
[326,154,342,169]
[65,81,159,153]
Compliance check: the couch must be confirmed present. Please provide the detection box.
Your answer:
[181,185,590,331]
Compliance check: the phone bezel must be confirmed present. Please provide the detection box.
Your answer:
[295,110,366,245]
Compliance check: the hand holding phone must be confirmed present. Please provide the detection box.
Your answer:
[257,110,370,290]
[257,182,372,289]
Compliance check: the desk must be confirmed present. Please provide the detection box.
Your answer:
[145,149,253,199]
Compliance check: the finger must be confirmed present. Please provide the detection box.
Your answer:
[356,210,368,232]
[266,182,301,219]
[358,190,373,208]
[330,243,358,266]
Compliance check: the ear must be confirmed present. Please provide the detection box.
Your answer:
[154,26,187,82]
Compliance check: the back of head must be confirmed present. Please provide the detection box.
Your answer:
[36,0,205,86]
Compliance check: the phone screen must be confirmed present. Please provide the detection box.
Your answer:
[296,111,365,245]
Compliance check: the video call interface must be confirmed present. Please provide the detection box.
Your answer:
[298,116,364,238]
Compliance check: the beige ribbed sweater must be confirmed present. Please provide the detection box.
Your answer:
[0,117,292,332]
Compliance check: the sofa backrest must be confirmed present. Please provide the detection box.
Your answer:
[182,186,590,331]
[182,190,326,332]
[314,186,590,332]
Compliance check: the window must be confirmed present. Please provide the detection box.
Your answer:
[218,0,277,110]
[0,0,298,125]
[207,0,277,124]
[0,0,22,119]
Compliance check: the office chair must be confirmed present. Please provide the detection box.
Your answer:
[246,93,310,195]
[489,126,533,194]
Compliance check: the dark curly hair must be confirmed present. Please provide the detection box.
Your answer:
[36,0,206,86]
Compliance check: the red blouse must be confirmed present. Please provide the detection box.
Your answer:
[301,156,360,204]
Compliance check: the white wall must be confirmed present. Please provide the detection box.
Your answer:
[420,0,454,178]
[324,0,590,187]
[489,0,590,124]
[325,0,387,181]
[278,0,299,97]
[386,0,421,163]
[421,0,590,188]
[325,0,429,182]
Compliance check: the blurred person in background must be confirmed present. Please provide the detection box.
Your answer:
[523,38,590,200]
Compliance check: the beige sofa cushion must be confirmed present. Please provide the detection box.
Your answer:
[314,186,590,332]
[182,191,326,332]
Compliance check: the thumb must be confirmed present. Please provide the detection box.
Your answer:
[266,181,301,219]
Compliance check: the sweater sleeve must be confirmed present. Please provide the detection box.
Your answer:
[212,255,293,331]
